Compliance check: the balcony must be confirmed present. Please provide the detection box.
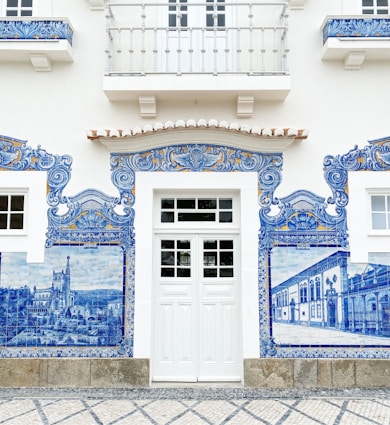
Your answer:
[321,16,390,70]
[103,2,291,117]
[0,18,74,71]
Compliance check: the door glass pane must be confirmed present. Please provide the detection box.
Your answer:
[177,268,191,277]
[177,199,195,209]
[378,0,388,6]
[178,212,215,221]
[161,198,174,208]
[161,240,174,249]
[220,268,233,277]
[22,0,32,6]
[204,240,217,249]
[219,199,232,209]
[220,251,233,266]
[220,240,233,249]
[204,268,217,277]
[7,0,18,6]
[161,251,175,265]
[177,250,191,266]
[219,212,232,222]
[204,252,217,266]
[177,240,190,249]
[161,212,174,222]
[161,268,175,277]
[198,199,216,209]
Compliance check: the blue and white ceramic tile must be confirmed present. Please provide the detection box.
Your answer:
[2,135,390,359]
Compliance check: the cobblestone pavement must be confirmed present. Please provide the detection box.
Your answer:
[0,387,390,425]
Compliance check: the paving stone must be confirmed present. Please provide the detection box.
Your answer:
[0,387,389,424]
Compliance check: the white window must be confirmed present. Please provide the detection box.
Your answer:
[370,194,390,230]
[362,0,389,14]
[5,0,33,16]
[0,193,25,231]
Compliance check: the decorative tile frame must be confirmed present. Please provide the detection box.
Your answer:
[0,136,131,358]
[263,137,390,358]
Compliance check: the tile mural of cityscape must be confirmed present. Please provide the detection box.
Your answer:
[0,245,124,348]
[271,247,390,347]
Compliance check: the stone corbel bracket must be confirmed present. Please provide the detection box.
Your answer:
[88,0,104,10]
[289,0,306,10]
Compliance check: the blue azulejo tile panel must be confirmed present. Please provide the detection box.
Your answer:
[271,247,390,348]
[0,245,124,348]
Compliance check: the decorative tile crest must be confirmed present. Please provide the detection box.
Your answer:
[0,135,72,207]
[323,17,390,44]
[46,189,133,249]
[0,19,73,45]
[111,144,283,208]
[324,137,390,212]
[260,189,348,250]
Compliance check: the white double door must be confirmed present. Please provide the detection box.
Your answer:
[159,0,234,73]
[153,233,241,382]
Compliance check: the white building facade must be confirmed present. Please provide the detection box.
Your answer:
[1,0,390,387]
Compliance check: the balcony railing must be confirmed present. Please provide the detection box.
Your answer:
[105,2,289,76]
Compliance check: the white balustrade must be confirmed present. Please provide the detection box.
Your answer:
[105,2,289,76]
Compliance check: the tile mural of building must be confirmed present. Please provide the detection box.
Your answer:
[2,0,390,386]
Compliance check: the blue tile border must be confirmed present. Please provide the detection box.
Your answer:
[0,19,73,45]
[323,17,390,44]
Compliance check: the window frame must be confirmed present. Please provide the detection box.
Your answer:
[369,190,390,234]
[1,0,35,17]
[362,0,389,14]
[0,189,28,235]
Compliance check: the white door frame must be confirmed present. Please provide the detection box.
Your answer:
[133,172,260,384]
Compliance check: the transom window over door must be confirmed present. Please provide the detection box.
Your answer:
[161,196,233,223]
[5,0,33,16]
[362,0,389,14]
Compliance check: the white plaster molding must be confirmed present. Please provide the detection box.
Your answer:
[88,0,104,11]
[139,96,157,118]
[289,0,306,10]
[237,96,254,118]
[344,51,366,70]
[30,54,51,72]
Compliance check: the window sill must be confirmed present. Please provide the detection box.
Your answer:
[321,16,390,69]
[368,231,390,236]
[0,18,74,71]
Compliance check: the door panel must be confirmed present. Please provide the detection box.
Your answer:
[153,234,240,382]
